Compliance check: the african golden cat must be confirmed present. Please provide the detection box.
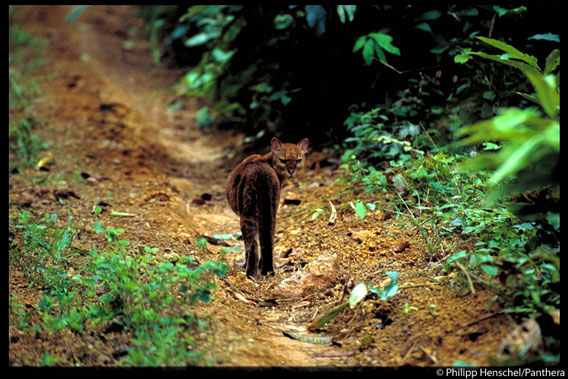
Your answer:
[226,137,309,277]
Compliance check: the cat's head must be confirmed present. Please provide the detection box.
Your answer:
[271,137,309,178]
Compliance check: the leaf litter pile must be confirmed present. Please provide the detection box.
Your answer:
[9,6,517,367]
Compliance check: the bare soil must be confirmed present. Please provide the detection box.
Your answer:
[9,5,513,367]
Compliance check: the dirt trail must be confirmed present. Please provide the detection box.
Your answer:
[10,6,512,367]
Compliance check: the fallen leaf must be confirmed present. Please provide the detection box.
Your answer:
[328,200,337,225]
[144,192,171,202]
[282,332,332,345]
[36,154,54,169]
[110,211,136,217]
[393,242,410,253]
[349,283,368,309]
[307,301,348,331]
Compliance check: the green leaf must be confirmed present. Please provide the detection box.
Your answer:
[211,233,234,240]
[336,5,346,23]
[368,271,399,301]
[514,91,539,105]
[490,133,547,184]
[305,5,327,37]
[343,5,356,22]
[353,36,366,52]
[493,6,527,17]
[420,10,442,20]
[362,38,375,65]
[447,250,467,264]
[93,222,104,234]
[64,6,87,23]
[349,283,368,308]
[353,200,367,219]
[528,33,559,43]
[381,271,399,300]
[475,37,540,70]
[454,48,472,63]
[415,22,432,33]
[219,246,242,254]
[547,212,560,231]
[374,44,387,63]
[481,265,498,277]
[274,14,294,30]
[544,49,560,75]
[469,52,538,73]
[184,32,217,47]
[457,108,540,144]
[369,33,400,56]
[307,302,348,331]
[521,70,559,117]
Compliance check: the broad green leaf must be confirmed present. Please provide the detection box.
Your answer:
[476,36,540,70]
[305,5,327,37]
[185,32,219,47]
[528,33,560,43]
[349,283,368,308]
[362,38,375,65]
[374,44,387,63]
[415,22,432,33]
[544,49,560,75]
[469,52,539,74]
[336,5,346,23]
[446,250,467,264]
[454,48,472,63]
[369,33,400,56]
[353,36,366,52]
[343,5,356,22]
[493,6,527,17]
[547,212,560,231]
[521,70,559,117]
[420,10,442,20]
[457,108,541,144]
[381,271,399,300]
[274,14,294,30]
[490,133,547,184]
[353,200,367,219]
[368,271,399,301]
[481,264,498,277]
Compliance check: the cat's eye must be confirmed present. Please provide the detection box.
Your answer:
[296,159,302,163]
[279,158,287,163]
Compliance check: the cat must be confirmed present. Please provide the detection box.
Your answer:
[226,137,309,277]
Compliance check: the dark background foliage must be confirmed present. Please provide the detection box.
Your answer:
[147,5,559,148]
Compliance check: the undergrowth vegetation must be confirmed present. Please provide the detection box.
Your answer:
[9,7,229,366]
[139,4,560,358]
[9,209,228,366]
[9,5,560,366]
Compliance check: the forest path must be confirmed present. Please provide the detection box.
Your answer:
[10,5,510,367]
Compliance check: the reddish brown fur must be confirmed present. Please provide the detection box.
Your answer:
[226,137,309,276]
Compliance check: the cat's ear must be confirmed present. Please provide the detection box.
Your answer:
[297,138,309,154]
[271,137,283,153]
